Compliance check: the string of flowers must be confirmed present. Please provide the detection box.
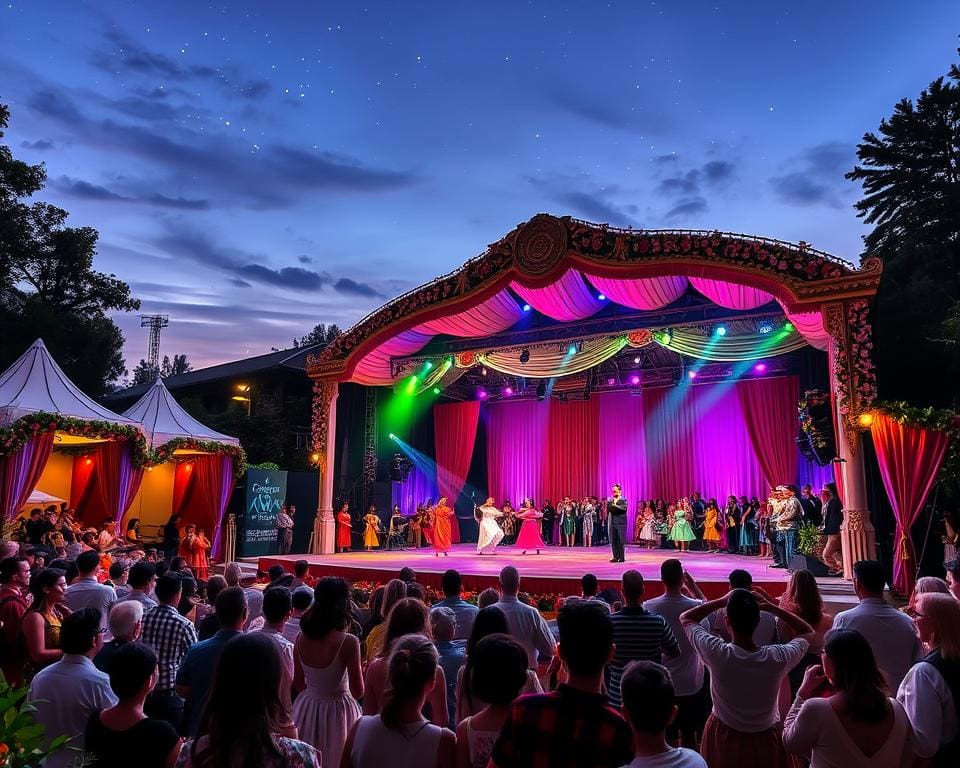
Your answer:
[798,389,831,449]
[153,438,247,477]
[874,401,960,483]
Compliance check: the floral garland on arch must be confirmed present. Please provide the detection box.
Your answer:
[798,389,831,450]
[0,412,150,465]
[835,299,878,424]
[152,438,247,477]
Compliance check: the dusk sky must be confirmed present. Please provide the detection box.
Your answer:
[3,1,958,371]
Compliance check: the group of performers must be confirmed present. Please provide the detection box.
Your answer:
[336,497,456,557]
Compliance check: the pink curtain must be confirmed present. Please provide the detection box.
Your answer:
[434,401,481,542]
[0,427,55,521]
[689,277,774,309]
[545,398,600,503]
[586,274,687,310]
[392,466,439,514]
[597,392,647,534]
[511,270,604,321]
[484,399,550,505]
[871,413,951,596]
[415,291,523,337]
[188,456,236,560]
[93,442,144,529]
[736,377,800,491]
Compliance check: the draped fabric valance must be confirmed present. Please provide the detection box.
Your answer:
[472,336,629,378]
[655,326,808,362]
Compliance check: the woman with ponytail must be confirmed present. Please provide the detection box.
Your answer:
[343,634,456,768]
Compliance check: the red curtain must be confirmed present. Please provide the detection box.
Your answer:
[1,427,55,521]
[172,461,194,522]
[736,377,800,491]
[433,401,480,542]
[545,397,600,503]
[71,453,102,522]
[871,413,951,596]
[91,442,143,530]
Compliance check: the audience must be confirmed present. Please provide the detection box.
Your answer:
[223,562,263,628]
[477,587,500,609]
[109,561,132,599]
[95,599,144,675]
[902,575,951,619]
[86,642,183,768]
[28,608,118,768]
[119,560,159,613]
[581,572,612,612]
[708,569,778,644]
[258,587,296,721]
[431,605,466,724]
[777,569,834,697]
[344,633,456,768]
[619,661,707,768]
[196,574,227,640]
[284,585,313,641]
[435,569,480,640]
[291,559,310,589]
[0,556,31,686]
[364,578,408,660]
[494,566,556,670]
[833,560,923,691]
[64,550,117,631]
[945,558,960,602]
[20,567,68,680]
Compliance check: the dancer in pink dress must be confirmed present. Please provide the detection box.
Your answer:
[514,498,545,555]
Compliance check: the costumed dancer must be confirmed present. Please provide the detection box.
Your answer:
[607,483,628,563]
[653,499,669,548]
[580,496,597,547]
[633,502,645,544]
[757,497,771,558]
[725,495,742,554]
[179,523,211,579]
[638,503,657,549]
[432,496,454,557]
[499,500,517,545]
[408,504,424,548]
[739,496,758,555]
[670,498,696,552]
[336,502,353,553]
[514,498,545,555]
[387,505,408,550]
[475,497,505,555]
[362,508,382,550]
[558,496,577,547]
[596,495,609,545]
[702,500,721,552]
[421,499,435,546]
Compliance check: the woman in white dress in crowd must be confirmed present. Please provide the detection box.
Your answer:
[475,497,504,555]
[292,576,363,768]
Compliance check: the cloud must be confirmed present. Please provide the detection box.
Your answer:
[769,141,854,207]
[105,96,179,121]
[702,160,735,185]
[53,175,210,209]
[653,153,679,165]
[238,80,271,99]
[665,197,708,220]
[229,278,253,288]
[769,173,836,206]
[553,191,638,227]
[90,29,217,81]
[237,264,329,290]
[334,277,384,298]
[21,138,55,150]
[297,255,313,264]
[550,91,634,130]
[55,177,127,201]
[525,173,639,228]
[657,171,700,197]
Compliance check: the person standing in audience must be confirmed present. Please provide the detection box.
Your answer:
[607,570,680,709]
[833,560,923,692]
[897,592,960,766]
[64,549,117,631]
[258,587,296,724]
[109,561,132,599]
[284,585,313,642]
[488,601,633,768]
[86,642,182,768]
[778,568,834,697]
[708,569,779,645]
[431,606,466,725]
[784,628,914,768]
[680,588,815,768]
[95,600,144,675]
[344,633,457,768]
[364,578,407,660]
[454,634,528,768]
[618,661,707,768]
[434,569,479,640]
[0,556,31,686]
[20,567,69,681]
[179,632,319,768]
[119,560,159,613]
[820,483,844,575]
[28,608,118,768]
[224,562,264,628]
[494,565,556,671]
[293,576,363,768]
[196,575,227,640]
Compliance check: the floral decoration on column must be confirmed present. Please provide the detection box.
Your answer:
[311,379,338,468]
[829,299,878,451]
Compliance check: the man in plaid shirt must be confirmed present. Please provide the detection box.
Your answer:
[489,600,633,768]
[141,572,197,733]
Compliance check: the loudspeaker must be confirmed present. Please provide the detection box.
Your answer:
[788,553,832,577]
[370,481,393,517]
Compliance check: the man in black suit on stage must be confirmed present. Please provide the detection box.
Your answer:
[607,483,628,563]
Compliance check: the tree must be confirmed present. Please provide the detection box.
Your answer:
[161,354,192,378]
[846,49,960,407]
[129,354,192,386]
[130,360,159,387]
[0,104,139,396]
[295,323,343,347]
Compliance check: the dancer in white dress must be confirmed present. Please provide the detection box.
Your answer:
[475,497,505,555]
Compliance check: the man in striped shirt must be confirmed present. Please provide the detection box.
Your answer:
[607,570,680,708]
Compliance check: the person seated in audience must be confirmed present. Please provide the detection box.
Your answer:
[435,569,479,640]
[580,573,612,612]
[945,558,960,602]
[109,561,132,599]
[95,600,144,675]
[64,549,117,632]
[344,633,456,768]
[119,560,158,613]
[901,575,951,619]
[454,633,528,768]
[897,592,960,766]
[178,632,318,768]
[363,578,407,661]
[431,605,466,724]
[86,642,183,768]
[494,566,556,672]
[488,601,634,768]
[196,575,227,640]
[291,559,311,589]
[784,628,914,768]
[619,660,707,768]
[283,585,313,642]
[477,587,499,609]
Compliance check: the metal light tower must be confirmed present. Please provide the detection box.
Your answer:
[140,314,169,373]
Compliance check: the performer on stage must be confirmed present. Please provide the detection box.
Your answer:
[421,499,435,546]
[653,499,669,548]
[580,496,597,548]
[514,498,545,555]
[432,496,454,557]
[670,498,695,552]
[179,524,210,579]
[724,495,742,554]
[362,507,382,550]
[739,495,758,555]
[558,496,577,547]
[475,497,505,555]
[387,504,408,551]
[607,483,628,563]
[499,500,517,545]
[336,502,353,553]
[540,499,556,545]
[702,499,721,552]
[638,503,657,549]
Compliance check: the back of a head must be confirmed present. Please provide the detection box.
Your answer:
[383,597,429,655]
[154,573,182,604]
[128,561,156,590]
[223,562,242,587]
[206,574,228,605]
[477,587,500,609]
[725,589,760,636]
[557,600,613,676]
[660,559,683,590]
[109,562,128,582]
[405,582,426,602]
[76,549,100,576]
[215,586,248,627]
[441,568,462,597]
[946,558,960,583]
[823,629,888,720]
[301,576,350,638]
[382,578,408,617]
[470,633,528,705]
[429,605,456,640]
[621,570,644,604]
[784,568,823,625]
[61,607,102,655]
[853,560,886,595]
[581,573,599,597]
[499,565,520,594]
[292,586,314,613]
[262,587,292,624]
[294,559,309,578]
[468,605,509,655]
[918,592,960,662]
[728,568,753,590]
[399,566,416,583]
[109,642,157,699]
[382,634,438,730]
[620,661,676,734]
[109,600,144,641]
[267,565,286,583]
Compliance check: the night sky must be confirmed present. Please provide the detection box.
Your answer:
[3,1,957,370]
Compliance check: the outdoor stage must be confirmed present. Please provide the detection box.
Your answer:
[257,543,793,600]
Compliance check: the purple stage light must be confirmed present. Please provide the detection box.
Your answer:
[504,386,514,395]
[478,388,488,399]
[754,362,767,373]
[688,370,697,379]
[630,374,641,385]
[607,377,616,386]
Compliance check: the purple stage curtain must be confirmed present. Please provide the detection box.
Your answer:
[597,392,647,535]
[511,270,604,322]
[585,274,687,310]
[193,456,235,560]
[392,465,439,515]
[484,399,550,505]
[415,290,523,337]
[871,413,951,596]
[434,401,480,542]
[352,330,433,386]
[0,427,55,521]
[688,277,774,310]
[797,456,835,493]
[92,441,144,530]
[545,397,600,504]
[737,377,800,491]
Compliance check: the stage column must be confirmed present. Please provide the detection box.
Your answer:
[311,379,339,555]
[837,427,877,579]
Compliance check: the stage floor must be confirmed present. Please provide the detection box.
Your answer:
[257,543,794,600]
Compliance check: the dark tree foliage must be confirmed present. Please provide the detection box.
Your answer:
[846,51,960,407]
[295,323,343,347]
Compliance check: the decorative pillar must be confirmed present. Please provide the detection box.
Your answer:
[311,379,339,555]
[223,514,237,565]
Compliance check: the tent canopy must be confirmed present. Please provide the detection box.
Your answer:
[0,339,141,430]
[122,378,240,449]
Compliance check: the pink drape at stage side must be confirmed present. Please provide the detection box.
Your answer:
[415,290,523,337]
[511,270,604,322]
[433,401,480,542]
[92,442,143,529]
[688,277,774,310]
[643,384,767,502]
[0,427,54,521]
[585,274,687,310]
[180,455,236,560]
[737,377,800,491]
[779,303,831,351]
[597,392,647,536]
[484,399,549,505]
[870,413,951,596]
[545,397,600,504]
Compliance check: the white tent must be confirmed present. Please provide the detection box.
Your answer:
[0,339,141,429]
[122,378,240,448]
[25,489,65,507]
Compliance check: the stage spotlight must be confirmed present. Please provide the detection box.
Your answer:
[519,348,530,364]
[536,380,547,401]
[715,325,727,337]
[633,356,641,364]
[388,433,396,440]
[758,321,774,335]
[424,361,433,370]
[504,386,513,396]
[784,321,794,332]
[481,367,488,376]
[478,388,488,400]
[630,374,641,385]
[568,344,577,355]
[656,330,672,345]
[432,387,441,394]
[688,370,698,379]
[607,377,616,386]
[754,362,767,373]
[597,293,606,301]
[522,303,532,312]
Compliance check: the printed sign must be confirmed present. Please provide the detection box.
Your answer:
[239,468,288,557]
